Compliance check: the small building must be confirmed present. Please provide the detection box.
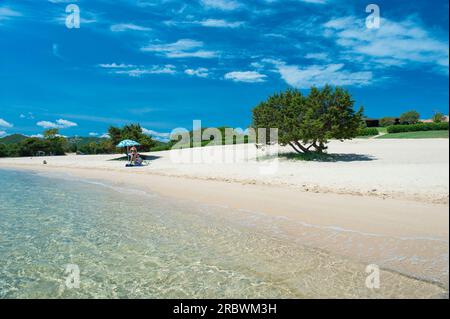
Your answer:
[420,115,449,123]
[364,118,380,127]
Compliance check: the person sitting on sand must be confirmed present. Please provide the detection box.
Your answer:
[134,153,143,166]
[130,146,138,164]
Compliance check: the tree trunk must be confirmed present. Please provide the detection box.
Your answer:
[289,141,311,154]
[288,142,303,154]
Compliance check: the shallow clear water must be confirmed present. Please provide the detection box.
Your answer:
[0,169,447,298]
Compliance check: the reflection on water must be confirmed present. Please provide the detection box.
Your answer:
[0,169,447,298]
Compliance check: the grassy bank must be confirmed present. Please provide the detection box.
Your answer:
[377,130,449,139]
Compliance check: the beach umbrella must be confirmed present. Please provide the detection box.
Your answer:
[116,140,140,148]
[116,140,140,161]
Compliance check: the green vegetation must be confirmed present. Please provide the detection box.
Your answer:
[379,117,398,127]
[376,127,388,134]
[399,110,420,125]
[252,86,363,154]
[378,130,449,139]
[0,129,67,157]
[386,122,449,134]
[0,134,28,145]
[108,124,156,152]
[169,127,249,150]
[357,127,379,137]
[432,112,445,123]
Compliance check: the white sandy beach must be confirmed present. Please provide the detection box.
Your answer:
[1,138,449,289]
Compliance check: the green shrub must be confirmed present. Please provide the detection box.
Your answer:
[357,128,379,136]
[387,122,449,134]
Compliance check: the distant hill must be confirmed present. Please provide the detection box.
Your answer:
[0,134,28,145]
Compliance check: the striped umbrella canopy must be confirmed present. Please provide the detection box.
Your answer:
[116,139,140,148]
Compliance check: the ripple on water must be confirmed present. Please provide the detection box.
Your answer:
[0,169,447,299]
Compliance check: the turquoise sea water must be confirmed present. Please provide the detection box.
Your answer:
[0,169,447,298]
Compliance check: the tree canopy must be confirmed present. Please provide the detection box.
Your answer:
[252,86,364,153]
[400,110,420,125]
[108,124,156,152]
[433,112,445,123]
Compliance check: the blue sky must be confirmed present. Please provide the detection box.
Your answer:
[0,0,448,139]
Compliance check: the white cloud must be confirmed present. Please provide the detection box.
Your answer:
[185,68,209,78]
[48,0,75,3]
[305,52,329,61]
[265,60,372,88]
[324,16,449,74]
[300,0,327,3]
[100,133,110,139]
[0,118,13,128]
[141,39,218,59]
[114,65,177,77]
[19,112,34,120]
[37,119,78,129]
[225,71,267,83]
[0,7,22,21]
[89,132,99,136]
[98,63,137,69]
[200,0,242,11]
[30,134,44,138]
[142,128,171,142]
[110,23,151,32]
[198,19,244,28]
[0,130,6,137]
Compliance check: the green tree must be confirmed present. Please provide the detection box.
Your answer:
[252,86,364,154]
[433,112,445,123]
[43,129,67,155]
[107,124,156,152]
[0,144,8,157]
[400,110,420,125]
[379,117,397,127]
[18,138,52,156]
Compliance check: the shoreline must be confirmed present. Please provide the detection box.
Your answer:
[1,162,448,289]
[1,139,448,205]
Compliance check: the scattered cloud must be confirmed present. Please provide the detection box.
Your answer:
[324,16,449,74]
[110,23,151,32]
[0,130,6,137]
[185,67,209,78]
[89,132,99,136]
[305,52,329,61]
[98,63,177,77]
[200,0,242,11]
[264,59,373,88]
[48,0,76,3]
[115,65,177,77]
[37,119,78,129]
[197,19,244,28]
[225,71,267,83]
[142,128,171,142]
[20,112,35,120]
[0,7,22,22]
[98,63,137,69]
[141,39,218,59]
[0,118,13,128]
